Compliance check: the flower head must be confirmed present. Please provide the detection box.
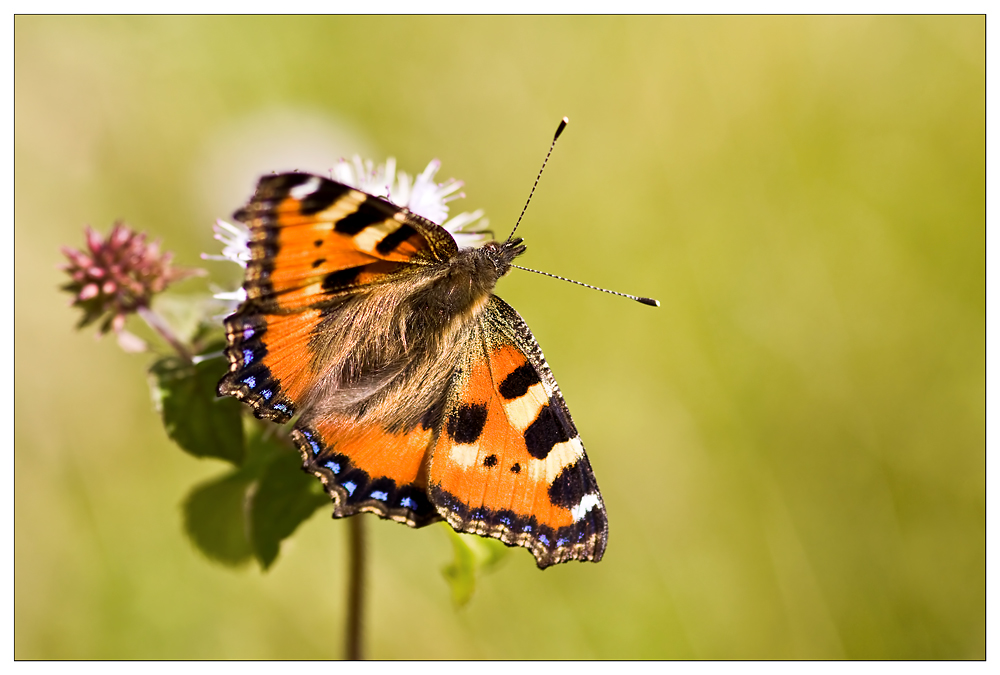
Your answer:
[61,221,199,337]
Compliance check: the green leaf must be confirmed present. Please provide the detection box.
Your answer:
[180,427,325,568]
[478,537,511,570]
[182,470,254,566]
[246,435,328,569]
[240,421,286,471]
[148,354,244,464]
[441,528,511,607]
[442,528,478,607]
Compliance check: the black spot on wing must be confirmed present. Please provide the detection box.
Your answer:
[335,198,388,235]
[498,362,541,400]
[523,402,571,459]
[548,461,598,510]
[447,403,488,444]
[299,181,351,216]
[311,258,326,269]
[322,267,362,293]
[510,463,521,474]
[483,454,498,468]
[235,174,313,222]
[375,223,416,254]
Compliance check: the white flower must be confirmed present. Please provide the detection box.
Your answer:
[333,156,491,248]
[212,287,247,304]
[202,219,252,268]
[202,219,250,310]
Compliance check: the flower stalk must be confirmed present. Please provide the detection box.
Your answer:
[345,516,367,660]
[136,305,193,363]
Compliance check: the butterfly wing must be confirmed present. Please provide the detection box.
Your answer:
[428,296,608,569]
[238,173,457,312]
[218,173,455,527]
[292,415,443,527]
[218,173,456,422]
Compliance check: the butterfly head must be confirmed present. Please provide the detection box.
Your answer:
[479,236,527,281]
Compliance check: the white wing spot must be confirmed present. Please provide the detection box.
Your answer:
[502,382,547,432]
[528,438,585,483]
[352,218,404,254]
[289,177,321,200]
[449,442,480,468]
[571,493,602,522]
[316,191,366,229]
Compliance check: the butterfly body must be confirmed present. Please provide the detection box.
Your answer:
[219,172,607,568]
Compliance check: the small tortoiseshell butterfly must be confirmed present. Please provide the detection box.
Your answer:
[218,125,651,568]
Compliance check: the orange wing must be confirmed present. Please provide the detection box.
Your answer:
[236,173,456,312]
[427,296,608,568]
[218,173,454,422]
[292,416,442,527]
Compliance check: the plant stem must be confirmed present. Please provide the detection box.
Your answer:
[137,305,193,363]
[345,515,366,660]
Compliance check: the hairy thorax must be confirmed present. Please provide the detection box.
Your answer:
[299,244,509,431]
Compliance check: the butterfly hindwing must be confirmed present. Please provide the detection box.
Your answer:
[427,296,608,568]
[292,418,441,527]
[217,307,317,422]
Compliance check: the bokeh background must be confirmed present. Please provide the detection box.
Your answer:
[15,16,984,659]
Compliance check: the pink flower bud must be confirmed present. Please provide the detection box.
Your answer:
[60,221,202,337]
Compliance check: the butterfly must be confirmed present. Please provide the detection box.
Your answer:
[217,165,608,568]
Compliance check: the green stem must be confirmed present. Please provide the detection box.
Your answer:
[137,305,193,363]
[345,515,366,660]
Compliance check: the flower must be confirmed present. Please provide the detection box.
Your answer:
[201,219,250,311]
[60,222,200,342]
[202,219,252,268]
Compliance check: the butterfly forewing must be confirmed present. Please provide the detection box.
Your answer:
[236,173,456,312]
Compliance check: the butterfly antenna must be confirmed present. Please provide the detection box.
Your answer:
[511,264,660,307]
[506,117,569,245]
[505,117,658,308]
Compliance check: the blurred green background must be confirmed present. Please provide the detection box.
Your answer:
[15,16,984,659]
